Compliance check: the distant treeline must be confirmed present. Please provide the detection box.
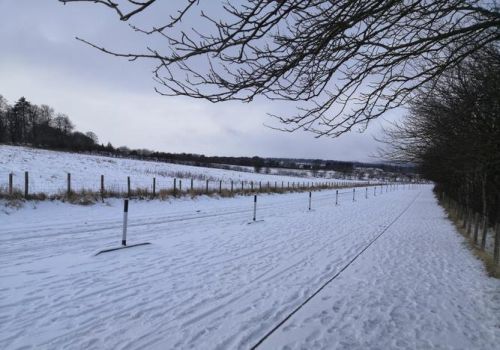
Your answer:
[0,96,98,151]
[0,95,412,176]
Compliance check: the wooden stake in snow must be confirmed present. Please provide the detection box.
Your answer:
[353,188,356,202]
[67,173,71,195]
[127,176,131,198]
[100,175,104,200]
[24,171,28,199]
[365,187,368,199]
[335,190,339,206]
[8,173,13,196]
[308,191,312,211]
[152,177,156,198]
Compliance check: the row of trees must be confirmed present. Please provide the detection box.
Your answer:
[0,96,99,151]
[382,46,500,225]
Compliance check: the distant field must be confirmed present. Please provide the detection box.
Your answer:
[0,145,361,195]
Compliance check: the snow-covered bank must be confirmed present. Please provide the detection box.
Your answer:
[0,185,498,349]
[0,145,361,195]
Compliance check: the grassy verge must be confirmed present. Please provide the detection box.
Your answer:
[0,183,376,206]
[439,197,499,278]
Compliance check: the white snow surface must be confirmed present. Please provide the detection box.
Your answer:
[0,146,358,194]
[1,185,499,349]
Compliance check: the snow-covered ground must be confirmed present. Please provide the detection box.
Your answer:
[0,146,362,195]
[1,185,498,349]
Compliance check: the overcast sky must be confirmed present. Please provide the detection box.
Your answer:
[0,1,403,162]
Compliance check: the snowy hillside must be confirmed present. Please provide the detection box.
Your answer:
[0,145,362,195]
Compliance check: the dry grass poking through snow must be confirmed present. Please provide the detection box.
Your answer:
[439,199,500,279]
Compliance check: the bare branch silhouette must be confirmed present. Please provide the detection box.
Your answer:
[60,0,500,137]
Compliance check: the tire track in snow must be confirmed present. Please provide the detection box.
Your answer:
[250,191,421,349]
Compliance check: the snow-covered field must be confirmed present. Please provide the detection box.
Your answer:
[0,146,362,195]
[1,185,498,349]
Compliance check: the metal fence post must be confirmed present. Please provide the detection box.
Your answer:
[122,199,129,246]
[253,195,257,221]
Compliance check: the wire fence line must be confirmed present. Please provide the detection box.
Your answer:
[0,170,397,200]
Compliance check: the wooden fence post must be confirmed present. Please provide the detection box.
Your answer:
[231,180,233,193]
[206,179,209,194]
[219,180,222,193]
[174,178,177,196]
[100,175,105,199]
[152,177,156,198]
[191,178,194,192]
[179,180,182,193]
[8,173,13,196]
[127,176,131,198]
[67,173,71,195]
[24,171,29,199]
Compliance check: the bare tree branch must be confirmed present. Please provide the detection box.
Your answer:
[59,0,500,137]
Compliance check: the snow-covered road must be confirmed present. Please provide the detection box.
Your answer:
[1,186,498,349]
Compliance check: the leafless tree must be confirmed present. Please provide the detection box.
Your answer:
[379,46,500,226]
[60,0,500,137]
[52,113,75,134]
[85,131,99,144]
